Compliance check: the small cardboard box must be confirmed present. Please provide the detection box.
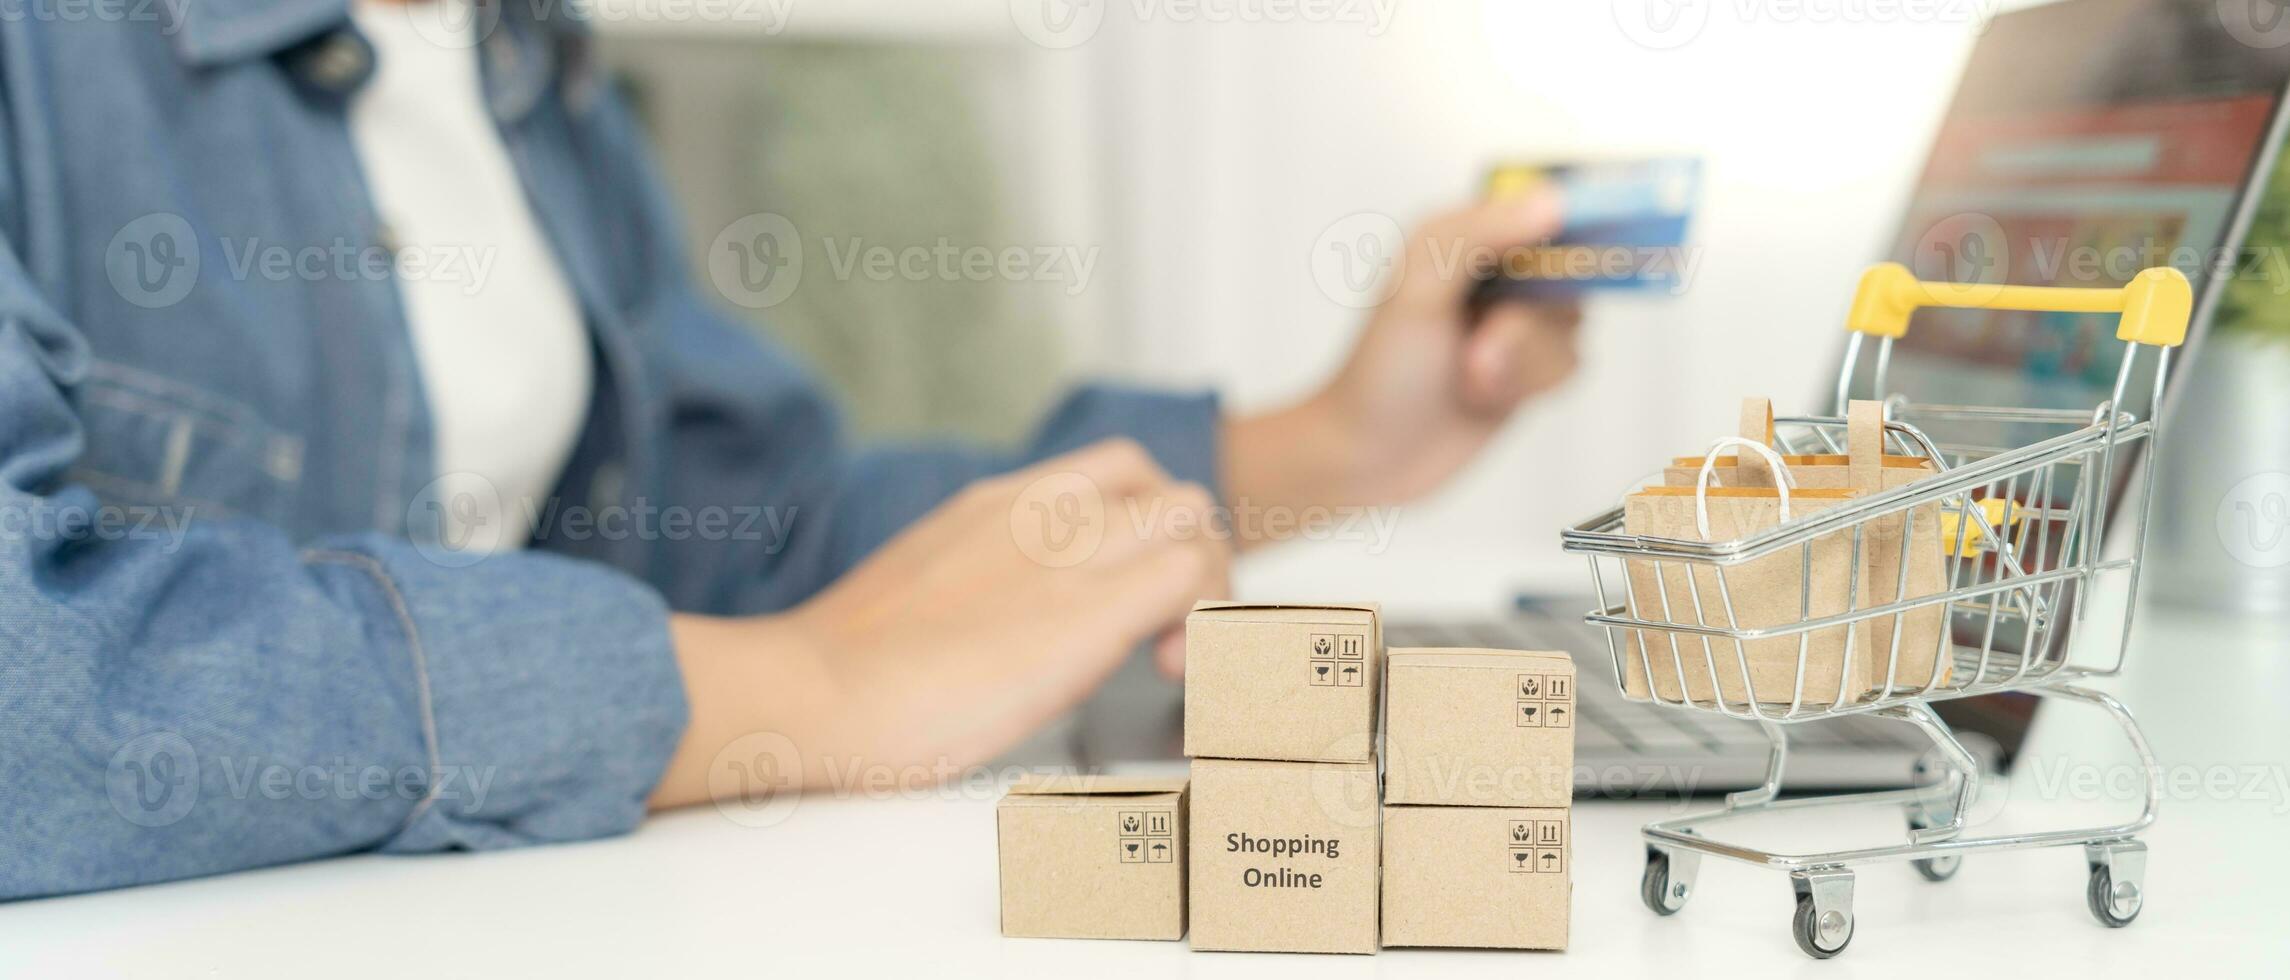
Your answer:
[1385,648,1577,808]
[997,775,1188,940]
[1187,757,1380,954]
[1183,602,1381,763]
[1381,804,1571,950]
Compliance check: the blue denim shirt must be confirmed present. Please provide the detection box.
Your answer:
[0,3,1219,899]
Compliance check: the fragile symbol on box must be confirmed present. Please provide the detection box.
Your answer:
[1309,661,1336,686]
[1508,847,1534,873]
[1120,838,1146,863]
[1516,702,1543,727]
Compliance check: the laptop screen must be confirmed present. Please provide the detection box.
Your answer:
[1865,0,2290,417]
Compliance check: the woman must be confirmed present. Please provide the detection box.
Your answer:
[0,0,1577,897]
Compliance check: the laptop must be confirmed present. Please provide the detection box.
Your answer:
[1075,0,2290,794]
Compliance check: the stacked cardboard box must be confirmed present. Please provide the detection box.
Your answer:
[995,612,1578,954]
[1183,602,1383,954]
[1381,647,1576,950]
[996,775,1189,941]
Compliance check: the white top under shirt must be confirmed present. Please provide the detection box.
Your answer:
[348,0,593,553]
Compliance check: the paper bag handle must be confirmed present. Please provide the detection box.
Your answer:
[1847,400,1882,491]
[1695,437,1794,539]
[1740,398,1775,447]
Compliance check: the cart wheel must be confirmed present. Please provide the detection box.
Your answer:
[1912,855,1961,881]
[1792,893,1853,958]
[1640,850,1691,915]
[1904,809,1963,882]
[2086,865,2141,927]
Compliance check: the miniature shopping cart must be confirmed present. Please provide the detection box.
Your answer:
[1559,263,2191,958]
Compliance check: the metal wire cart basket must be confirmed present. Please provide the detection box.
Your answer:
[1560,263,2193,958]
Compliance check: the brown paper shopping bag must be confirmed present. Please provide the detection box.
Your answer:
[1773,402,1951,695]
[1623,439,1874,707]
[1661,400,1953,697]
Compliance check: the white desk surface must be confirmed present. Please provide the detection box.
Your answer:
[3,786,2282,977]
[6,598,2284,976]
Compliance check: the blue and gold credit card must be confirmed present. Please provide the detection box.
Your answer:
[1474,156,1702,300]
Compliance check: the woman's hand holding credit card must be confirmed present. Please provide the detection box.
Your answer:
[1470,156,1702,307]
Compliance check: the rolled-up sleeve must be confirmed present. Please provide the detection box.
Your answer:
[0,250,688,901]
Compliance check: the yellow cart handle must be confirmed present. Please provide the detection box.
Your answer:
[1845,262,2192,348]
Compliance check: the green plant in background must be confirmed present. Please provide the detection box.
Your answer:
[2215,135,2290,342]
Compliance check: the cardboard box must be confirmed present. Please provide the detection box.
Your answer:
[1183,602,1381,763]
[1385,648,1577,808]
[1187,757,1380,954]
[1381,804,1571,950]
[997,775,1188,940]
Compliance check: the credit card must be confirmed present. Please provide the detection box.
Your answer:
[1474,156,1702,302]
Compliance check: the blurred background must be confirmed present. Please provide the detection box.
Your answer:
[594,0,2008,615]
